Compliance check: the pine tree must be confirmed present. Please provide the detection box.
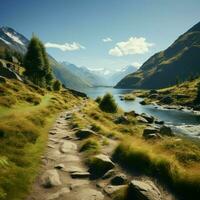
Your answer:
[24,36,54,87]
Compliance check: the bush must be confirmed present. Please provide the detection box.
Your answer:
[99,93,117,113]
[53,80,62,91]
[80,139,100,153]
[95,96,102,103]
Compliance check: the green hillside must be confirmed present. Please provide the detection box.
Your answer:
[115,21,200,89]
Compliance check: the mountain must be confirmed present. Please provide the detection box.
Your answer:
[0,26,91,91]
[60,62,108,86]
[0,26,28,54]
[109,65,137,85]
[115,21,200,89]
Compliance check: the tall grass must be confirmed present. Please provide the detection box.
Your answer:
[113,140,200,199]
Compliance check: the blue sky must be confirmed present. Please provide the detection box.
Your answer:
[1,0,200,71]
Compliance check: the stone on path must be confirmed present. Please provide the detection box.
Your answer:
[71,171,90,179]
[75,129,96,139]
[104,185,127,197]
[47,187,70,200]
[89,154,115,177]
[128,180,162,200]
[110,173,127,185]
[60,141,77,153]
[41,169,61,188]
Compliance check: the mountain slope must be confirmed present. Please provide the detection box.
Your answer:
[60,62,108,86]
[115,21,200,89]
[0,26,90,91]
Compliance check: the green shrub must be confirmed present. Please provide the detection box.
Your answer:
[99,93,117,113]
[53,80,62,91]
[95,96,102,103]
[80,139,100,153]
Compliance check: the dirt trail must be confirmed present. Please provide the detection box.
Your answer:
[27,106,109,200]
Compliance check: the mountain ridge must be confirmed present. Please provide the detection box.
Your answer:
[115,21,200,89]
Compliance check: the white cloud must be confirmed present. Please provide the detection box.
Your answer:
[45,42,85,51]
[102,37,112,42]
[132,62,142,68]
[109,37,154,56]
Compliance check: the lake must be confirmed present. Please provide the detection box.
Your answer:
[83,87,200,139]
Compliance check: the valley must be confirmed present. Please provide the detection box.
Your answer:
[0,2,200,200]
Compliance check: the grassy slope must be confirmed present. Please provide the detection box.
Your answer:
[70,100,200,199]
[132,77,200,107]
[0,79,81,200]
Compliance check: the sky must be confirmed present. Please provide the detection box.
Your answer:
[0,0,200,72]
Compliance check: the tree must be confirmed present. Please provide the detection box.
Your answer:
[23,36,54,87]
[194,82,200,104]
[53,80,62,91]
[99,93,117,113]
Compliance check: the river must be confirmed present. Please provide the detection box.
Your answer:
[83,87,200,139]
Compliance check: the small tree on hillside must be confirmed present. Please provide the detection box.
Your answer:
[99,93,117,113]
[53,79,62,91]
[24,36,54,87]
[194,82,200,104]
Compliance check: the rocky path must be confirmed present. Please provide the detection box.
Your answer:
[27,106,108,200]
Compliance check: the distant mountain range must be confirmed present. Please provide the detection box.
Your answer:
[115,21,200,89]
[0,26,138,90]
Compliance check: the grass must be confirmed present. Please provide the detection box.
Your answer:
[0,79,80,200]
[113,138,200,199]
[80,138,100,153]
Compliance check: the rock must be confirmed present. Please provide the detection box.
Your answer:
[160,126,174,136]
[160,96,173,104]
[72,188,104,200]
[102,169,116,179]
[141,113,154,123]
[47,187,70,200]
[125,110,139,117]
[128,180,162,200]
[140,100,147,105]
[137,116,148,123]
[155,120,164,125]
[75,129,96,139]
[65,114,72,120]
[149,89,158,94]
[114,115,129,124]
[62,166,86,173]
[71,171,90,179]
[0,76,6,83]
[148,94,159,99]
[41,169,61,188]
[111,173,127,185]
[89,154,115,177]
[143,127,158,135]
[0,62,22,81]
[175,94,189,99]
[104,185,127,197]
[60,141,77,153]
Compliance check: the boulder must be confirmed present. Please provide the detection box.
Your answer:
[148,94,159,99]
[140,100,147,105]
[155,120,164,125]
[125,110,139,117]
[141,113,154,123]
[137,116,148,123]
[111,173,127,185]
[47,187,70,200]
[75,129,96,139]
[160,96,173,104]
[41,169,61,188]
[160,126,174,136]
[70,171,90,179]
[143,133,161,140]
[142,127,159,139]
[89,154,115,177]
[0,63,22,81]
[60,141,77,153]
[114,115,129,124]
[128,180,162,200]
[104,185,127,197]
